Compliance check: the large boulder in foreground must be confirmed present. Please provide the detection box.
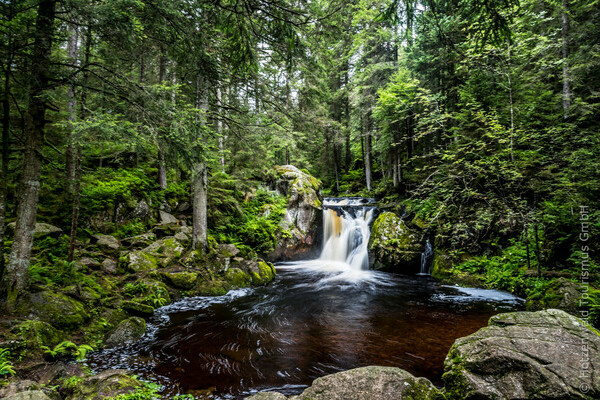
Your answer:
[369,212,423,273]
[246,366,441,400]
[18,291,89,330]
[443,309,600,399]
[104,317,146,348]
[268,165,323,261]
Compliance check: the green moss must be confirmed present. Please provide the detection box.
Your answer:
[251,261,276,285]
[163,271,198,289]
[127,251,158,272]
[17,320,64,351]
[226,268,252,287]
[121,301,154,317]
[18,291,89,330]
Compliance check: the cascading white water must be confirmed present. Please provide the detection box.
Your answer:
[419,239,433,275]
[320,198,375,270]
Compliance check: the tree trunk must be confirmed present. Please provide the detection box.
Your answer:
[285,147,290,165]
[65,23,78,193]
[364,116,372,192]
[561,0,571,119]
[3,0,56,307]
[157,51,168,190]
[0,55,10,278]
[217,86,225,172]
[191,163,208,250]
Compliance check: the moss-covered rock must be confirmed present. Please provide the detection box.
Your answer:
[526,277,584,314]
[16,320,64,351]
[18,291,89,330]
[64,370,141,400]
[104,317,146,348]
[268,165,323,261]
[369,212,423,273]
[7,222,62,238]
[143,237,184,267]
[162,271,198,289]
[126,250,159,272]
[226,268,252,287]
[121,301,154,317]
[251,261,276,285]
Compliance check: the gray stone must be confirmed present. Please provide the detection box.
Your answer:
[104,317,146,348]
[79,257,102,269]
[0,380,40,398]
[92,234,120,251]
[3,391,51,400]
[7,222,62,238]
[101,258,118,274]
[131,200,151,220]
[159,210,178,224]
[443,309,600,399]
[249,366,440,400]
[66,369,140,400]
[121,232,157,249]
[19,291,89,330]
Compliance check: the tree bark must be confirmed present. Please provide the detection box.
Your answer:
[217,86,225,172]
[3,0,56,307]
[191,163,208,250]
[364,117,372,192]
[561,0,571,119]
[157,51,168,190]
[65,23,78,193]
[192,75,209,250]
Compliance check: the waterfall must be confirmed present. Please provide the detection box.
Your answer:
[419,239,433,275]
[320,198,376,270]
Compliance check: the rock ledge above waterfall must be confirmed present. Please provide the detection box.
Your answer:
[268,165,323,261]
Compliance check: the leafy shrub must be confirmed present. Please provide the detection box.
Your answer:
[41,341,93,361]
[0,348,15,377]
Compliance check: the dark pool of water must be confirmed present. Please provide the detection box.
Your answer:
[87,261,523,399]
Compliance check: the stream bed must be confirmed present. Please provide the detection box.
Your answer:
[87,262,523,399]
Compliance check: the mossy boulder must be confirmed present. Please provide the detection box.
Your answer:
[65,370,141,400]
[121,301,154,317]
[4,391,52,400]
[143,237,185,267]
[251,261,276,285]
[369,212,423,273]
[104,317,146,348]
[247,366,441,400]
[268,165,323,261]
[16,320,63,351]
[91,234,120,251]
[19,291,89,330]
[163,271,198,289]
[443,309,600,399]
[225,268,252,287]
[126,250,159,272]
[526,277,584,315]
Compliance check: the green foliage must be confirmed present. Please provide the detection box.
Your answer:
[41,341,94,361]
[0,349,16,377]
[107,379,162,400]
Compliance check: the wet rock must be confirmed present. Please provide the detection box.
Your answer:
[121,301,154,317]
[18,291,89,330]
[104,317,146,348]
[268,165,322,261]
[159,210,178,224]
[101,258,118,274]
[91,234,120,251]
[66,369,140,400]
[163,271,198,289]
[4,390,51,400]
[248,366,440,400]
[443,309,600,399]
[369,212,423,273]
[7,222,62,238]
[526,277,584,315]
